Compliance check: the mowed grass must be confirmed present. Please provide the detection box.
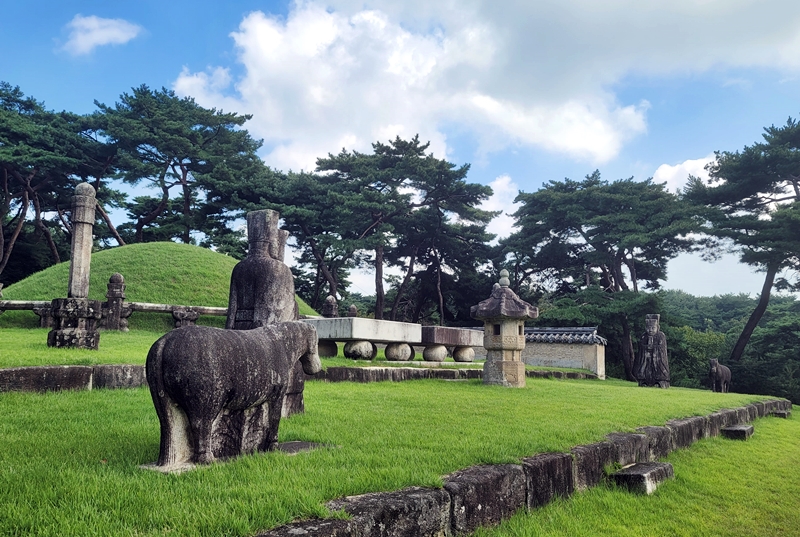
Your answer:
[0,242,315,331]
[475,414,800,537]
[0,378,777,537]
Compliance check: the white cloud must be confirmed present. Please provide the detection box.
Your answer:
[653,154,715,193]
[174,0,800,171]
[62,15,142,56]
[482,175,521,241]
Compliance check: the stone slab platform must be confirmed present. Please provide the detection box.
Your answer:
[721,425,754,440]
[302,318,422,344]
[420,326,483,347]
[612,462,674,495]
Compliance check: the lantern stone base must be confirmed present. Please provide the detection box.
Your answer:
[483,359,526,388]
[47,298,102,350]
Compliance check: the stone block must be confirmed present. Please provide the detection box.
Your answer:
[522,452,574,509]
[302,318,422,344]
[327,487,450,537]
[733,407,750,425]
[459,369,483,380]
[704,412,728,438]
[721,425,754,440]
[390,368,431,382]
[429,369,460,380]
[612,462,674,495]
[771,409,791,419]
[635,426,672,461]
[421,326,483,347]
[606,433,648,466]
[256,518,355,537]
[665,416,706,450]
[571,441,615,491]
[92,364,146,389]
[318,340,339,358]
[483,360,526,388]
[282,393,305,417]
[752,401,767,418]
[452,347,475,362]
[0,366,93,393]
[443,464,526,534]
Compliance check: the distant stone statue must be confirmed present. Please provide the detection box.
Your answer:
[226,210,298,329]
[145,322,320,469]
[321,295,338,318]
[633,314,670,389]
[347,304,358,317]
[709,359,731,393]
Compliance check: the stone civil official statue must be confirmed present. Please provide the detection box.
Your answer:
[633,314,670,389]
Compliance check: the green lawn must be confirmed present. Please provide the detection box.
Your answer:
[476,414,799,537]
[0,377,776,537]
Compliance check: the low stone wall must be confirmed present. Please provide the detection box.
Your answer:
[258,398,793,537]
[0,364,146,392]
[310,366,597,383]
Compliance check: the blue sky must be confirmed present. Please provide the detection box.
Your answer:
[3,0,800,297]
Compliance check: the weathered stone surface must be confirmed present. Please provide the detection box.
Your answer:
[226,210,298,330]
[317,367,395,383]
[318,340,339,358]
[344,341,378,360]
[422,345,448,362]
[429,369,460,380]
[636,426,673,461]
[704,411,728,438]
[721,425,754,440]
[771,409,792,419]
[321,295,339,318]
[256,518,355,537]
[347,304,358,317]
[460,369,483,380]
[47,298,103,350]
[303,318,422,345]
[571,441,615,491]
[752,401,767,418]
[444,464,526,534]
[470,271,538,321]
[666,416,706,449]
[93,364,146,389]
[327,487,451,537]
[522,452,574,509]
[145,322,320,469]
[0,365,93,392]
[283,361,307,417]
[606,433,648,466]
[385,343,414,361]
[67,183,96,300]
[452,346,475,362]
[421,326,483,347]
[633,314,669,388]
[101,273,133,331]
[612,462,674,495]
[484,359,526,388]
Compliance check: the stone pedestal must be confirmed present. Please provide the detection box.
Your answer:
[47,298,103,350]
[484,358,526,387]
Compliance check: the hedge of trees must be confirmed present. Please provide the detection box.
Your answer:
[2,81,798,401]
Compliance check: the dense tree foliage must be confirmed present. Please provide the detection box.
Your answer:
[501,171,702,379]
[686,118,800,362]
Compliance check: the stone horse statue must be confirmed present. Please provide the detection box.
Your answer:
[145,322,320,468]
[709,359,731,393]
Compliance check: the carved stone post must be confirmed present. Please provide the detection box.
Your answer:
[47,183,102,349]
[101,273,132,331]
[470,270,538,388]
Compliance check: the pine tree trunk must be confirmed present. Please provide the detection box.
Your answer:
[390,247,417,321]
[621,317,636,381]
[729,264,778,362]
[374,244,385,320]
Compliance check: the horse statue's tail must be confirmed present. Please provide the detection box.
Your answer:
[146,334,193,467]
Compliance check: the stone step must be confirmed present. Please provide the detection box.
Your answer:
[611,462,674,495]
[771,409,792,419]
[721,424,754,440]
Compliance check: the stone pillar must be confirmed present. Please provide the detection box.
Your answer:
[47,183,102,350]
[470,270,538,388]
[101,273,132,331]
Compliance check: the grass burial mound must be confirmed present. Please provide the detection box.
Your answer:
[0,241,315,331]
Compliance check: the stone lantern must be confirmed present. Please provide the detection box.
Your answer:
[470,269,538,387]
